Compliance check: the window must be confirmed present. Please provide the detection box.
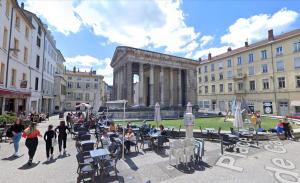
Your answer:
[36,37,41,47]
[278,77,285,89]
[15,15,20,30]
[238,82,243,91]
[249,80,255,91]
[198,86,202,94]
[77,77,81,81]
[25,26,29,39]
[237,68,243,77]
[198,67,201,74]
[198,77,202,83]
[211,74,215,81]
[85,93,90,101]
[47,62,49,73]
[35,77,39,91]
[0,63,5,84]
[5,0,10,17]
[294,42,300,52]
[36,55,40,68]
[77,83,81,88]
[227,59,232,67]
[219,73,223,80]
[261,50,267,59]
[11,69,16,86]
[67,82,73,89]
[294,57,300,69]
[263,79,269,90]
[94,83,98,89]
[211,85,215,93]
[86,83,90,89]
[204,75,208,82]
[227,71,232,78]
[94,78,98,82]
[248,66,254,76]
[248,53,254,63]
[237,56,242,65]
[228,83,233,92]
[2,27,8,49]
[204,101,210,108]
[218,62,223,70]
[68,76,72,80]
[23,47,28,63]
[13,38,19,56]
[276,61,284,71]
[262,64,268,73]
[204,66,208,73]
[205,86,208,94]
[38,26,42,36]
[211,64,214,72]
[276,46,283,56]
[219,84,224,92]
[296,76,300,88]
[22,73,26,81]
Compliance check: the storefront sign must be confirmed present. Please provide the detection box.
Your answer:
[263,102,273,114]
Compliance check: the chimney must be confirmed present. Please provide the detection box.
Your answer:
[227,47,232,52]
[73,66,76,73]
[198,58,202,62]
[268,29,274,41]
[77,68,79,72]
[245,41,249,47]
[21,2,24,9]
[208,53,212,60]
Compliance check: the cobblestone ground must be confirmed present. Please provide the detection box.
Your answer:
[1,115,300,183]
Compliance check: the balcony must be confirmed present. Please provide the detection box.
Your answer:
[233,74,247,81]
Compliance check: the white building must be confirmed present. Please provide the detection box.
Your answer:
[23,8,46,113]
[0,0,32,114]
[42,30,57,113]
[54,49,66,112]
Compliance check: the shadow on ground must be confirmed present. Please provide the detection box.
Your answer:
[18,161,40,170]
[2,154,24,161]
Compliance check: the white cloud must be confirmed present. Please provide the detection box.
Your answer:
[65,55,113,85]
[221,8,298,47]
[199,35,214,48]
[25,0,81,35]
[25,0,200,54]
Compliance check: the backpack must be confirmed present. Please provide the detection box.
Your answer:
[6,127,13,138]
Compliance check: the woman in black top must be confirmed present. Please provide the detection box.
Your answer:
[55,121,70,155]
[11,118,25,156]
[44,125,56,161]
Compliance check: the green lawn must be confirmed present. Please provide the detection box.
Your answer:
[117,117,299,131]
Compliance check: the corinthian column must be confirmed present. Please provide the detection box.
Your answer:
[178,69,182,106]
[160,66,165,106]
[139,63,145,106]
[170,68,174,106]
[149,65,154,106]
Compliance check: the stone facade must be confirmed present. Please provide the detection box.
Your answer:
[111,46,198,107]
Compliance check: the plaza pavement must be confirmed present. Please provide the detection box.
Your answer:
[0,115,300,183]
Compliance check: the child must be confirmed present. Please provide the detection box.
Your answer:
[44,125,56,161]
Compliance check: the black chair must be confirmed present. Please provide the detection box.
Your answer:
[153,135,165,152]
[81,142,95,152]
[76,153,97,183]
[139,134,151,150]
[211,127,222,141]
[103,144,121,179]
[79,134,91,141]
[220,134,237,154]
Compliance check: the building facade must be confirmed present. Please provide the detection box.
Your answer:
[0,0,32,114]
[197,29,300,116]
[53,49,66,112]
[23,8,46,113]
[65,68,105,111]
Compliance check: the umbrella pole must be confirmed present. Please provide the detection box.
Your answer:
[122,101,126,160]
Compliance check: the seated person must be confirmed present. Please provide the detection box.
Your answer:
[159,124,167,136]
[78,115,84,124]
[276,120,284,134]
[101,130,111,147]
[282,118,294,139]
[149,125,157,134]
[124,128,136,153]
[109,122,117,132]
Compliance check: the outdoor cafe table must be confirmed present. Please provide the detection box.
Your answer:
[90,148,111,177]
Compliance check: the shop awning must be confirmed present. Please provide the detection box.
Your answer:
[0,88,31,97]
[291,101,300,106]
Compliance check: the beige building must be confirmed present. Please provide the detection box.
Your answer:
[53,49,66,112]
[65,67,105,111]
[197,29,300,116]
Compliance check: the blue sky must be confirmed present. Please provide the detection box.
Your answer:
[23,0,300,84]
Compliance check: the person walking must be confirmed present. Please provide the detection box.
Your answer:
[256,111,262,128]
[44,125,56,161]
[55,121,71,155]
[22,122,41,166]
[11,118,25,156]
